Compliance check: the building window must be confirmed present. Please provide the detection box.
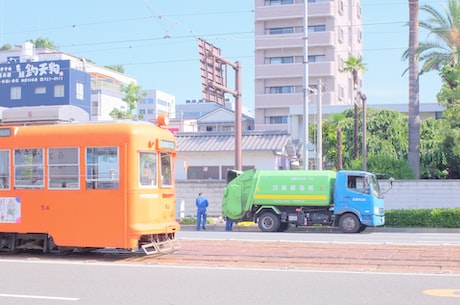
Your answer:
[268,56,294,64]
[187,166,219,180]
[338,56,344,71]
[76,82,84,100]
[268,116,288,124]
[265,0,293,5]
[308,25,326,33]
[48,147,80,189]
[10,86,21,100]
[339,27,345,43]
[267,86,295,94]
[339,0,344,14]
[91,101,100,116]
[308,55,326,62]
[269,27,294,35]
[54,84,64,97]
[157,98,169,106]
[339,85,345,100]
[35,87,46,94]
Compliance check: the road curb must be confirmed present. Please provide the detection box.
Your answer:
[180,223,460,233]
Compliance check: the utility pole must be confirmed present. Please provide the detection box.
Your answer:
[359,92,367,171]
[302,0,309,170]
[198,38,243,170]
[316,79,323,170]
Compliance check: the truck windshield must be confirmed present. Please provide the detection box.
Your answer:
[369,174,382,198]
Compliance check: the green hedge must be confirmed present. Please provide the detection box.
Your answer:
[385,208,460,228]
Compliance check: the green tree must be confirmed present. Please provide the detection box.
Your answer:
[110,82,146,120]
[435,64,460,178]
[105,65,125,73]
[0,44,12,50]
[403,0,460,74]
[322,108,414,179]
[420,118,450,178]
[341,56,366,159]
[28,37,57,50]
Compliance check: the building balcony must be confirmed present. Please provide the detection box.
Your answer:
[255,63,303,79]
[309,61,336,77]
[255,92,303,108]
[255,33,304,50]
[309,1,335,17]
[255,3,304,21]
[255,31,334,50]
[255,2,334,21]
[308,31,335,47]
[255,61,336,80]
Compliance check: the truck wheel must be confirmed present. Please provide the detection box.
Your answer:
[258,212,280,232]
[277,222,289,232]
[339,213,360,233]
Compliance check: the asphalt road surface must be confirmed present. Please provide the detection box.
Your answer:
[0,231,458,305]
[0,259,459,305]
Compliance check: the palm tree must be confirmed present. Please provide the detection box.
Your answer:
[341,56,366,160]
[403,0,460,74]
[408,0,420,178]
[402,0,460,177]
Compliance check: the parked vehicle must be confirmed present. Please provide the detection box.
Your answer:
[222,169,385,233]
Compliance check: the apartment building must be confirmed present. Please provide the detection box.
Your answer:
[254,0,362,141]
[138,89,176,122]
[0,42,136,121]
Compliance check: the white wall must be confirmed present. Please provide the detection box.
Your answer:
[176,179,460,218]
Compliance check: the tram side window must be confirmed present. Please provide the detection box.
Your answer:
[86,147,119,190]
[160,152,172,187]
[0,150,10,189]
[48,148,79,189]
[139,152,157,187]
[14,148,44,189]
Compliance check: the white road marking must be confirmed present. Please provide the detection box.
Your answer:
[0,293,79,301]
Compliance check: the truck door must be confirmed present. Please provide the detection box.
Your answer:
[335,174,373,224]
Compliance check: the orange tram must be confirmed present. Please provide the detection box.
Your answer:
[0,109,180,255]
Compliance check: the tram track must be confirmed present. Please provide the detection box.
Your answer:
[1,239,459,274]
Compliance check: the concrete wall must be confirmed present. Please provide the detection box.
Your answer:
[176,179,460,218]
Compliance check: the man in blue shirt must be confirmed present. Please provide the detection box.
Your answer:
[195,192,209,231]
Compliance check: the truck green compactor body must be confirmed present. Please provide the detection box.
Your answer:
[222,169,385,233]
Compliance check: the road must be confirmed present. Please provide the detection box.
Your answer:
[177,229,460,245]
[0,231,458,304]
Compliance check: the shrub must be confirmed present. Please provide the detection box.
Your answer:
[385,208,460,228]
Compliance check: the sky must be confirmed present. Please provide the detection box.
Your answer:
[0,0,445,110]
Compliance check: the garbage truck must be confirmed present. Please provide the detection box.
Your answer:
[222,169,385,233]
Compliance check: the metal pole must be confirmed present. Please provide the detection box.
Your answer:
[235,61,242,171]
[317,79,322,170]
[361,93,367,171]
[302,0,309,170]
